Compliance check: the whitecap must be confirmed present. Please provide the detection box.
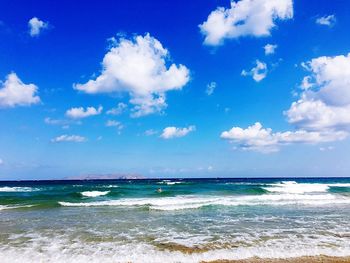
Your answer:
[263,181,329,194]
[328,183,350,187]
[59,193,350,210]
[0,204,34,211]
[80,191,110,197]
[0,187,39,192]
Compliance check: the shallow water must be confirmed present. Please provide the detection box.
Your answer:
[1,178,350,262]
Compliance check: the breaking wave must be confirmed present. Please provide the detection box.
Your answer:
[80,191,110,197]
[0,187,39,192]
[59,192,350,211]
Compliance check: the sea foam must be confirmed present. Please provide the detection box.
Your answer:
[0,236,350,263]
[263,181,330,194]
[80,191,110,197]
[0,187,39,192]
[59,192,350,210]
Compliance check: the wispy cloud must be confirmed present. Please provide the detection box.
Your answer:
[241,60,267,82]
[206,82,216,95]
[51,135,87,143]
[106,102,127,115]
[316,15,336,27]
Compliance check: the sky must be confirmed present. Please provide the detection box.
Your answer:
[1,0,350,180]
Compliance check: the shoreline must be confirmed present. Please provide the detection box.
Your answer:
[203,256,350,263]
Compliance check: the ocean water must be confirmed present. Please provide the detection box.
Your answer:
[1,178,350,262]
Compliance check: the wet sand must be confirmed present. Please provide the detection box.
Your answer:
[203,256,350,263]
[154,242,350,262]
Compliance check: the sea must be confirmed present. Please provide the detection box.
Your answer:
[1,177,350,262]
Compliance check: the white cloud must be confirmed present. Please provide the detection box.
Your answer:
[44,117,80,126]
[144,129,158,136]
[74,33,190,117]
[221,122,347,153]
[0,73,40,108]
[160,125,196,139]
[51,135,87,143]
[316,15,336,27]
[66,106,102,119]
[106,102,127,115]
[0,158,3,165]
[28,17,49,37]
[199,0,293,46]
[319,146,334,151]
[223,53,350,153]
[45,117,64,125]
[206,82,216,95]
[106,120,123,132]
[285,53,350,131]
[264,44,277,55]
[241,60,267,82]
[300,76,313,90]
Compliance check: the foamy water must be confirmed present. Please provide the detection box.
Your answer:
[80,191,110,197]
[1,178,350,262]
[59,193,350,210]
[0,186,39,192]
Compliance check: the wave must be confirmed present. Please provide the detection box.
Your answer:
[80,191,110,197]
[104,185,119,188]
[0,204,34,211]
[1,237,350,263]
[263,181,330,194]
[263,181,350,194]
[0,187,39,192]
[157,180,183,185]
[59,193,350,210]
[328,183,350,187]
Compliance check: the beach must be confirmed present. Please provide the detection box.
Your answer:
[1,178,350,262]
[205,256,350,262]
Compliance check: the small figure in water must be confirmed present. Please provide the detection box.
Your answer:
[157,187,162,193]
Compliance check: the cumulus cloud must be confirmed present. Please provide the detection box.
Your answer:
[264,44,277,55]
[221,122,346,153]
[106,102,127,115]
[223,53,350,153]
[316,15,336,27]
[285,53,350,131]
[51,135,87,143]
[160,125,196,139]
[206,82,217,95]
[74,33,190,117]
[241,60,267,82]
[28,17,49,37]
[66,106,102,119]
[0,73,40,108]
[199,0,293,46]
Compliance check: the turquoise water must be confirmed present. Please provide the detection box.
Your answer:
[1,178,350,262]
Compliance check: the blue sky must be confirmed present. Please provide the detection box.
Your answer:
[1,0,350,179]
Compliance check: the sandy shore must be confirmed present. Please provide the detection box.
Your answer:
[202,256,350,263]
[154,242,350,262]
